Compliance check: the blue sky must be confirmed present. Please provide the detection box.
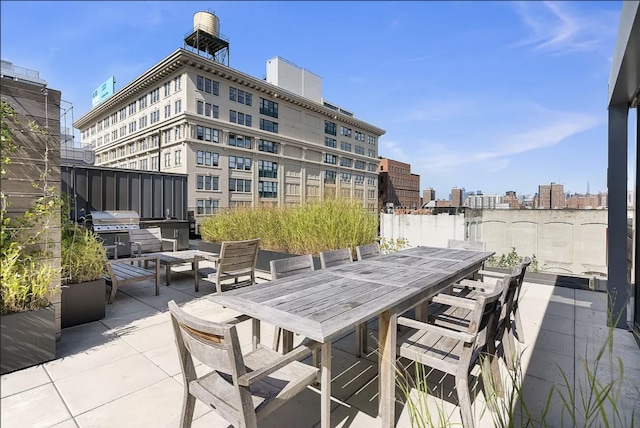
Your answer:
[1,1,635,198]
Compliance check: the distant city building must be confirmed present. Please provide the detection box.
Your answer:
[566,192,608,209]
[451,187,464,207]
[537,182,566,209]
[502,191,520,209]
[378,158,420,209]
[73,12,385,228]
[423,187,435,203]
[465,193,504,209]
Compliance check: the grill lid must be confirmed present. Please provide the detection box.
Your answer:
[89,210,140,231]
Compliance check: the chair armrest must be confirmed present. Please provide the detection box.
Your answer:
[431,293,476,310]
[237,340,321,386]
[130,241,142,257]
[478,269,505,278]
[162,238,178,252]
[398,317,475,343]
[458,279,496,292]
[109,255,160,265]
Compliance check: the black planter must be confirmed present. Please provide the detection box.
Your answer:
[198,241,321,272]
[61,279,107,328]
[1,305,56,375]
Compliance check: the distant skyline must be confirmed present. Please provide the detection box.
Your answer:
[1,1,636,197]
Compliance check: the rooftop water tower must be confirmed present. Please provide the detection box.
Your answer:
[184,11,229,66]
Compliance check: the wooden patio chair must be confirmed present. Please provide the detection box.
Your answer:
[196,238,260,294]
[456,257,532,346]
[168,300,320,428]
[129,226,178,257]
[319,248,353,269]
[355,243,381,261]
[270,255,315,353]
[103,254,161,304]
[430,266,524,374]
[319,248,369,358]
[397,282,504,428]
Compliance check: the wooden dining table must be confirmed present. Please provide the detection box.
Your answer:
[208,246,493,428]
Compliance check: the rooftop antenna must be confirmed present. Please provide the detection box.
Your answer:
[587,181,590,195]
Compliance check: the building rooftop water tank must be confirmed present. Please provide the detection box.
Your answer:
[194,11,219,38]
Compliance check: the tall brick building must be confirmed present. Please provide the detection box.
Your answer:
[422,187,435,205]
[566,192,608,209]
[377,158,420,209]
[451,187,464,207]
[537,182,566,209]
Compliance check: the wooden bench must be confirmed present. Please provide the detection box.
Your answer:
[129,227,177,256]
[104,255,161,304]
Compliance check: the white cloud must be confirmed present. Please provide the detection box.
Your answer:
[396,99,476,123]
[423,110,600,170]
[511,1,617,54]
[379,140,406,161]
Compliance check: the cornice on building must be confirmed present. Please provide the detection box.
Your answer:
[74,49,386,136]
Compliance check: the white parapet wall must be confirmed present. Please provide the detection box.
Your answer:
[381,210,608,277]
[380,212,465,249]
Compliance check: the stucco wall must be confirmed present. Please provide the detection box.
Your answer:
[380,209,608,276]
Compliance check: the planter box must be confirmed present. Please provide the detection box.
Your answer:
[61,279,107,328]
[482,266,604,291]
[198,241,321,273]
[1,305,56,375]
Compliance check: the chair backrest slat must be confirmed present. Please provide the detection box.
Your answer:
[218,239,260,274]
[447,239,486,251]
[270,254,315,280]
[169,301,242,376]
[320,248,353,269]
[356,243,381,261]
[129,227,164,253]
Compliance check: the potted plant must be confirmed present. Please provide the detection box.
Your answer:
[1,100,59,374]
[60,220,107,328]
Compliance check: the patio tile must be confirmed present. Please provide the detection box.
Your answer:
[574,289,608,311]
[55,353,168,416]
[313,400,382,428]
[55,321,118,359]
[45,338,138,381]
[50,419,79,428]
[104,292,154,319]
[520,347,576,386]
[129,288,195,311]
[0,383,71,428]
[575,307,608,325]
[529,300,575,320]
[1,364,51,398]
[260,386,339,428]
[142,341,203,377]
[118,318,175,353]
[190,410,232,428]
[527,329,574,358]
[329,347,379,402]
[74,377,210,428]
[512,375,569,428]
[100,306,169,335]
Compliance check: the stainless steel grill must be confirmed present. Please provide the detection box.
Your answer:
[88,210,140,232]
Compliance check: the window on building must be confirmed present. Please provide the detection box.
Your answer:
[354,174,364,184]
[355,145,365,155]
[164,152,171,167]
[340,126,352,137]
[341,141,352,152]
[355,131,365,141]
[197,75,204,91]
[237,90,244,104]
[258,140,279,153]
[175,126,182,140]
[258,181,277,198]
[340,172,352,183]
[229,178,252,193]
[323,153,337,165]
[150,88,160,104]
[325,121,337,136]
[340,157,352,167]
[119,108,127,121]
[139,95,147,109]
[245,93,252,106]
[259,98,278,118]
[368,149,376,158]
[354,160,366,170]
[229,87,236,101]
[368,135,376,145]
[260,118,278,133]
[324,170,336,184]
[174,99,182,113]
[229,110,236,123]
[174,150,181,166]
[164,82,171,97]
[245,114,252,127]
[164,104,171,118]
[197,101,204,115]
[174,75,182,92]
[258,160,278,178]
[128,102,137,115]
[325,137,337,148]
[151,155,159,170]
[140,159,148,170]
[237,112,245,126]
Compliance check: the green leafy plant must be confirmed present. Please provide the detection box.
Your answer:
[486,247,540,272]
[0,100,61,314]
[379,237,410,254]
[199,198,378,255]
[61,221,107,285]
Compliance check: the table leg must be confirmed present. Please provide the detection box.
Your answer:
[194,257,200,292]
[320,342,332,428]
[165,263,171,286]
[378,310,397,428]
